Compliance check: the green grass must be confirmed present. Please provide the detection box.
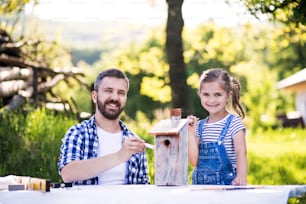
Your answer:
[247,128,306,185]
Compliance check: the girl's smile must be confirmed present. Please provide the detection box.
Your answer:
[199,81,230,120]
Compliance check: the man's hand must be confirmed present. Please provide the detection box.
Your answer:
[119,137,146,161]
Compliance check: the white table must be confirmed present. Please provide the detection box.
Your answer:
[0,185,305,204]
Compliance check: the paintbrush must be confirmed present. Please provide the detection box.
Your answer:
[145,143,154,150]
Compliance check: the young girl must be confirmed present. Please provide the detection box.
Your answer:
[188,68,247,186]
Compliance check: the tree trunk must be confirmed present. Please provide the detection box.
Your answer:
[165,0,192,116]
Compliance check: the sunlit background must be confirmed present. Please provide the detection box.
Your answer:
[26,0,261,27]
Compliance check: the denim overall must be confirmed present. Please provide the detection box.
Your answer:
[192,114,236,185]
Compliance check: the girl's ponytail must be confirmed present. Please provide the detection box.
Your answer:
[231,77,245,119]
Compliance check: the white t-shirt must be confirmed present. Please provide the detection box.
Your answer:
[97,127,126,184]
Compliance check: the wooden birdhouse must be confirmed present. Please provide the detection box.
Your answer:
[149,109,189,186]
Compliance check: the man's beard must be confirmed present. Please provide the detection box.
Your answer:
[96,96,124,120]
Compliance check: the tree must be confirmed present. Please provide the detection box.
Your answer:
[241,0,305,79]
[0,0,39,32]
[242,0,306,25]
[165,0,192,116]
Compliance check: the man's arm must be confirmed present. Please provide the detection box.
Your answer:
[60,137,146,183]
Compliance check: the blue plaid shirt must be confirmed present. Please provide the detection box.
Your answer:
[58,115,150,185]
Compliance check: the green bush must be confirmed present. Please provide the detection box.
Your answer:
[0,108,77,182]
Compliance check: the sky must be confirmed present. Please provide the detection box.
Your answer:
[26,0,259,27]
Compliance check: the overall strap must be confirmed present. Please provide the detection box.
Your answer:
[197,118,207,140]
[197,115,234,143]
[217,114,234,144]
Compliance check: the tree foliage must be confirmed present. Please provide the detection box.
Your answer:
[0,0,33,14]
[242,0,306,25]
[92,32,171,120]
[0,0,38,33]
[183,21,303,130]
[91,20,304,130]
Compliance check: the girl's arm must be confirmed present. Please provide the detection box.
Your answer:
[187,115,199,166]
[232,129,248,186]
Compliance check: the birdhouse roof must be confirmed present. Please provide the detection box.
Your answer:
[149,118,189,136]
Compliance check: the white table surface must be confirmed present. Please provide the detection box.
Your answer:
[0,184,305,204]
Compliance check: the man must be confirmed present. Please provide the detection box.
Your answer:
[57,68,150,185]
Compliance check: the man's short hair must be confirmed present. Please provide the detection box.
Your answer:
[94,68,129,91]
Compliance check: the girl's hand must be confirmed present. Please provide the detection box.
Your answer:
[187,115,199,136]
[187,115,200,166]
[188,115,198,127]
[232,176,247,186]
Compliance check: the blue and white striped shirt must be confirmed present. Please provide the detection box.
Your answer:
[57,115,150,185]
[197,114,246,167]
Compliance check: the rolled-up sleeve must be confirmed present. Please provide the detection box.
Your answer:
[57,125,84,174]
